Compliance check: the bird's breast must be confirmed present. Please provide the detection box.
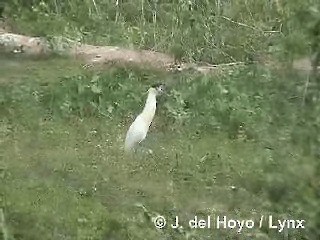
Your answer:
[139,108,156,126]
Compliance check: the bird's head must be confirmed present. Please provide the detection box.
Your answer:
[149,83,166,96]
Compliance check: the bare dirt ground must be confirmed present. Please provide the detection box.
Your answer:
[0,19,176,71]
[0,20,317,75]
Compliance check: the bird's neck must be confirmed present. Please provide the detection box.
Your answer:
[140,91,157,125]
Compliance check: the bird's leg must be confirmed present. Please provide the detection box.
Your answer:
[135,141,154,156]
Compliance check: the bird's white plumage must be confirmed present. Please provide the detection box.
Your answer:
[124,86,163,152]
[124,115,149,151]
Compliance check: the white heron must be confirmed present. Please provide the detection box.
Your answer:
[124,83,165,153]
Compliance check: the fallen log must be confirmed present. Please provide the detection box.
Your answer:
[0,32,174,69]
[0,31,318,74]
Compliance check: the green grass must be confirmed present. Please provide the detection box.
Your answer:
[1,57,319,240]
[0,54,85,84]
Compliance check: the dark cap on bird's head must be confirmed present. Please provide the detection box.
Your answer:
[151,83,166,94]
